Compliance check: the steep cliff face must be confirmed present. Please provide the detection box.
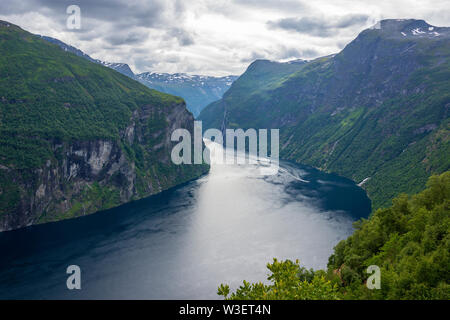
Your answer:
[0,21,208,231]
[199,19,450,208]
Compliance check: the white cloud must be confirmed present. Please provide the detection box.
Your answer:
[0,0,448,76]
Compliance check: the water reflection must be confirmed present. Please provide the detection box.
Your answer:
[0,141,370,299]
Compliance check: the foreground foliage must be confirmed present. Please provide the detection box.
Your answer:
[218,259,342,300]
[219,172,450,300]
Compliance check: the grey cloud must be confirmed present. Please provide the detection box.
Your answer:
[3,0,442,76]
[299,48,319,58]
[334,14,369,28]
[134,58,158,72]
[0,0,180,39]
[164,55,182,63]
[267,14,370,37]
[276,47,302,59]
[0,0,168,27]
[0,0,194,54]
[166,28,195,46]
[233,0,307,11]
[76,28,103,41]
[104,29,149,46]
[240,51,268,63]
[277,47,319,59]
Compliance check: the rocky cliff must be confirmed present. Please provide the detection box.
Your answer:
[0,21,208,231]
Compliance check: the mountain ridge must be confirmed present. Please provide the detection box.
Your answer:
[199,18,450,209]
[135,72,238,117]
[0,20,209,231]
[39,35,237,116]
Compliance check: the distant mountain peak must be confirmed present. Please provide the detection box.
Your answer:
[98,61,135,78]
[0,20,23,31]
[135,72,238,116]
[136,72,236,83]
[368,19,449,39]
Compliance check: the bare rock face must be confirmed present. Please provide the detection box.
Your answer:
[0,102,208,232]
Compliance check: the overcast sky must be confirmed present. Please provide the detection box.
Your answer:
[1,0,449,76]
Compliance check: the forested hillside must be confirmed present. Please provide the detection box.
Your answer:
[0,21,208,231]
[199,19,450,209]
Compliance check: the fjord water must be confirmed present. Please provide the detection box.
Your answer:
[0,141,370,299]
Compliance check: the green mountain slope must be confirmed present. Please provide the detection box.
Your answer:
[199,19,450,209]
[199,59,307,130]
[0,21,208,231]
[327,171,450,299]
[39,35,238,117]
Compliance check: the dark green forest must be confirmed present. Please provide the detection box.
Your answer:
[0,22,182,170]
[0,21,208,227]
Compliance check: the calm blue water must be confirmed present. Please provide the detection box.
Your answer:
[0,142,370,299]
